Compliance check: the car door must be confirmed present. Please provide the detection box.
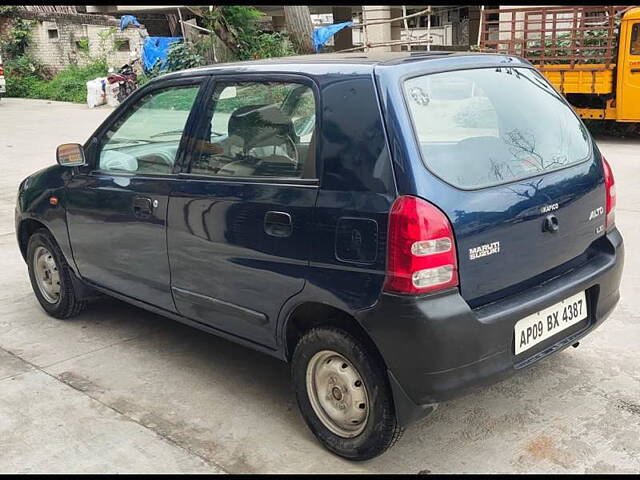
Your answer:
[167,75,320,347]
[618,19,640,121]
[66,78,206,311]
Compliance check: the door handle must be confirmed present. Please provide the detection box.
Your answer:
[133,196,154,217]
[264,211,292,237]
[631,68,640,73]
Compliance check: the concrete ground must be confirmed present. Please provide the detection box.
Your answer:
[1,97,639,474]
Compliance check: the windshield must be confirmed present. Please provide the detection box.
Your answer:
[403,67,591,189]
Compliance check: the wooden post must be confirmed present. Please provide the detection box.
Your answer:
[362,8,369,51]
[477,5,484,48]
[332,6,354,51]
[402,5,411,51]
[177,7,186,40]
[284,5,314,54]
[427,6,431,51]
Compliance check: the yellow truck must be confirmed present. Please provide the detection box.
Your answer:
[480,5,640,123]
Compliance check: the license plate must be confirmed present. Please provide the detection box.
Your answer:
[514,291,587,355]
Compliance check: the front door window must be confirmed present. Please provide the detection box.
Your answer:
[98,85,200,174]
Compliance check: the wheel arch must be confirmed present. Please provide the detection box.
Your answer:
[282,299,438,427]
[17,218,51,261]
[282,301,387,368]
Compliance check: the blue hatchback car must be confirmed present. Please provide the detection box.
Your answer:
[15,52,624,460]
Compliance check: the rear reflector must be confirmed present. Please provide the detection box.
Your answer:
[602,156,616,231]
[384,195,458,294]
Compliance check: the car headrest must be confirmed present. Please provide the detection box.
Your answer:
[228,104,298,149]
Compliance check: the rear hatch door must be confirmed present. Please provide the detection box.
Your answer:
[402,66,606,305]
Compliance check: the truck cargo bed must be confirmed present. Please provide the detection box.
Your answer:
[540,64,615,95]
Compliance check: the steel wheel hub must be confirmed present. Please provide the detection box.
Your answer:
[306,350,370,438]
[33,246,60,304]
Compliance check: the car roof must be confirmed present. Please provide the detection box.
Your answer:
[156,51,516,81]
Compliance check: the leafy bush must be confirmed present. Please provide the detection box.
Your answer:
[201,5,297,61]
[5,56,108,103]
[4,55,47,98]
[165,41,204,72]
[1,18,34,59]
[38,61,109,103]
[246,31,296,60]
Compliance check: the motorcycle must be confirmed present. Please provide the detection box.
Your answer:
[107,58,139,104]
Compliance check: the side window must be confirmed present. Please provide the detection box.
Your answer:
[631,23,640,56]
[98,85,200,174]
[190,81,317,179]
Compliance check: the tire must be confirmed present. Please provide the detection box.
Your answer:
[292,327,403,460]
[26,229,87,319]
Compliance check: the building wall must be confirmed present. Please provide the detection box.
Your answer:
[4,12,147,73]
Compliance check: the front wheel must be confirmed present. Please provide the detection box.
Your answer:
[26,230,87,319]
[291,327,403,460]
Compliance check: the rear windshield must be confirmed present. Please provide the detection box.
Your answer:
[403,67,591,189]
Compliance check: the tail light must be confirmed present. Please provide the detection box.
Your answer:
[602,156,616,231]
[0,63,4,76]
[384,195,458,295]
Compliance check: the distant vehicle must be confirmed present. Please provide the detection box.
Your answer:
[15,52,624,460]
[0,54,5,100]
[107,59,138,103]
[481,5,640,124]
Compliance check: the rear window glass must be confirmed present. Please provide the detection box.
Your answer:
[403,67,591,189]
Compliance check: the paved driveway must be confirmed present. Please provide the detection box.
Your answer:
[1,97,639,473]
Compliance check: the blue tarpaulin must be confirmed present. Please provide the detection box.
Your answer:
[313,21,354,52]
[142,36,182,71]
[119,15,141,31]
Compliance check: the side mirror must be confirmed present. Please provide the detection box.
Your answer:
[56,143,86,167]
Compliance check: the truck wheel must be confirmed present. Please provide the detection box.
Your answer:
[291,327,403,460]
[27,230,87,319]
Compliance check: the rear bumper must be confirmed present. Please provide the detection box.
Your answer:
[0,77,5,94]
[358,229,624,426]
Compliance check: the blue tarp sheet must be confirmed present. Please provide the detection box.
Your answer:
[313,21,353,52]
[142,36,182,71]
[119,15,141,31]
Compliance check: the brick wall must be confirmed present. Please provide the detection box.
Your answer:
[2,11,148,73]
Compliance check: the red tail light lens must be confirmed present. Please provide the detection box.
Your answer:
[0,64,4,76]
[384,195,458,294]
[602,156,616,231]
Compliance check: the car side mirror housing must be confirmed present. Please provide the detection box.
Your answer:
[56,143,86,167]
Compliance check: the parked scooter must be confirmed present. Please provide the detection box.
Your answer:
[107,58,138,103]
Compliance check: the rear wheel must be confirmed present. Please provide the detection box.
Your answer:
[27,230,87,318]
[291,327,403,460]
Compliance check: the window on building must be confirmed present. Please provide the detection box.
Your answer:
[115,38,130,52]
[47,28,59,40]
